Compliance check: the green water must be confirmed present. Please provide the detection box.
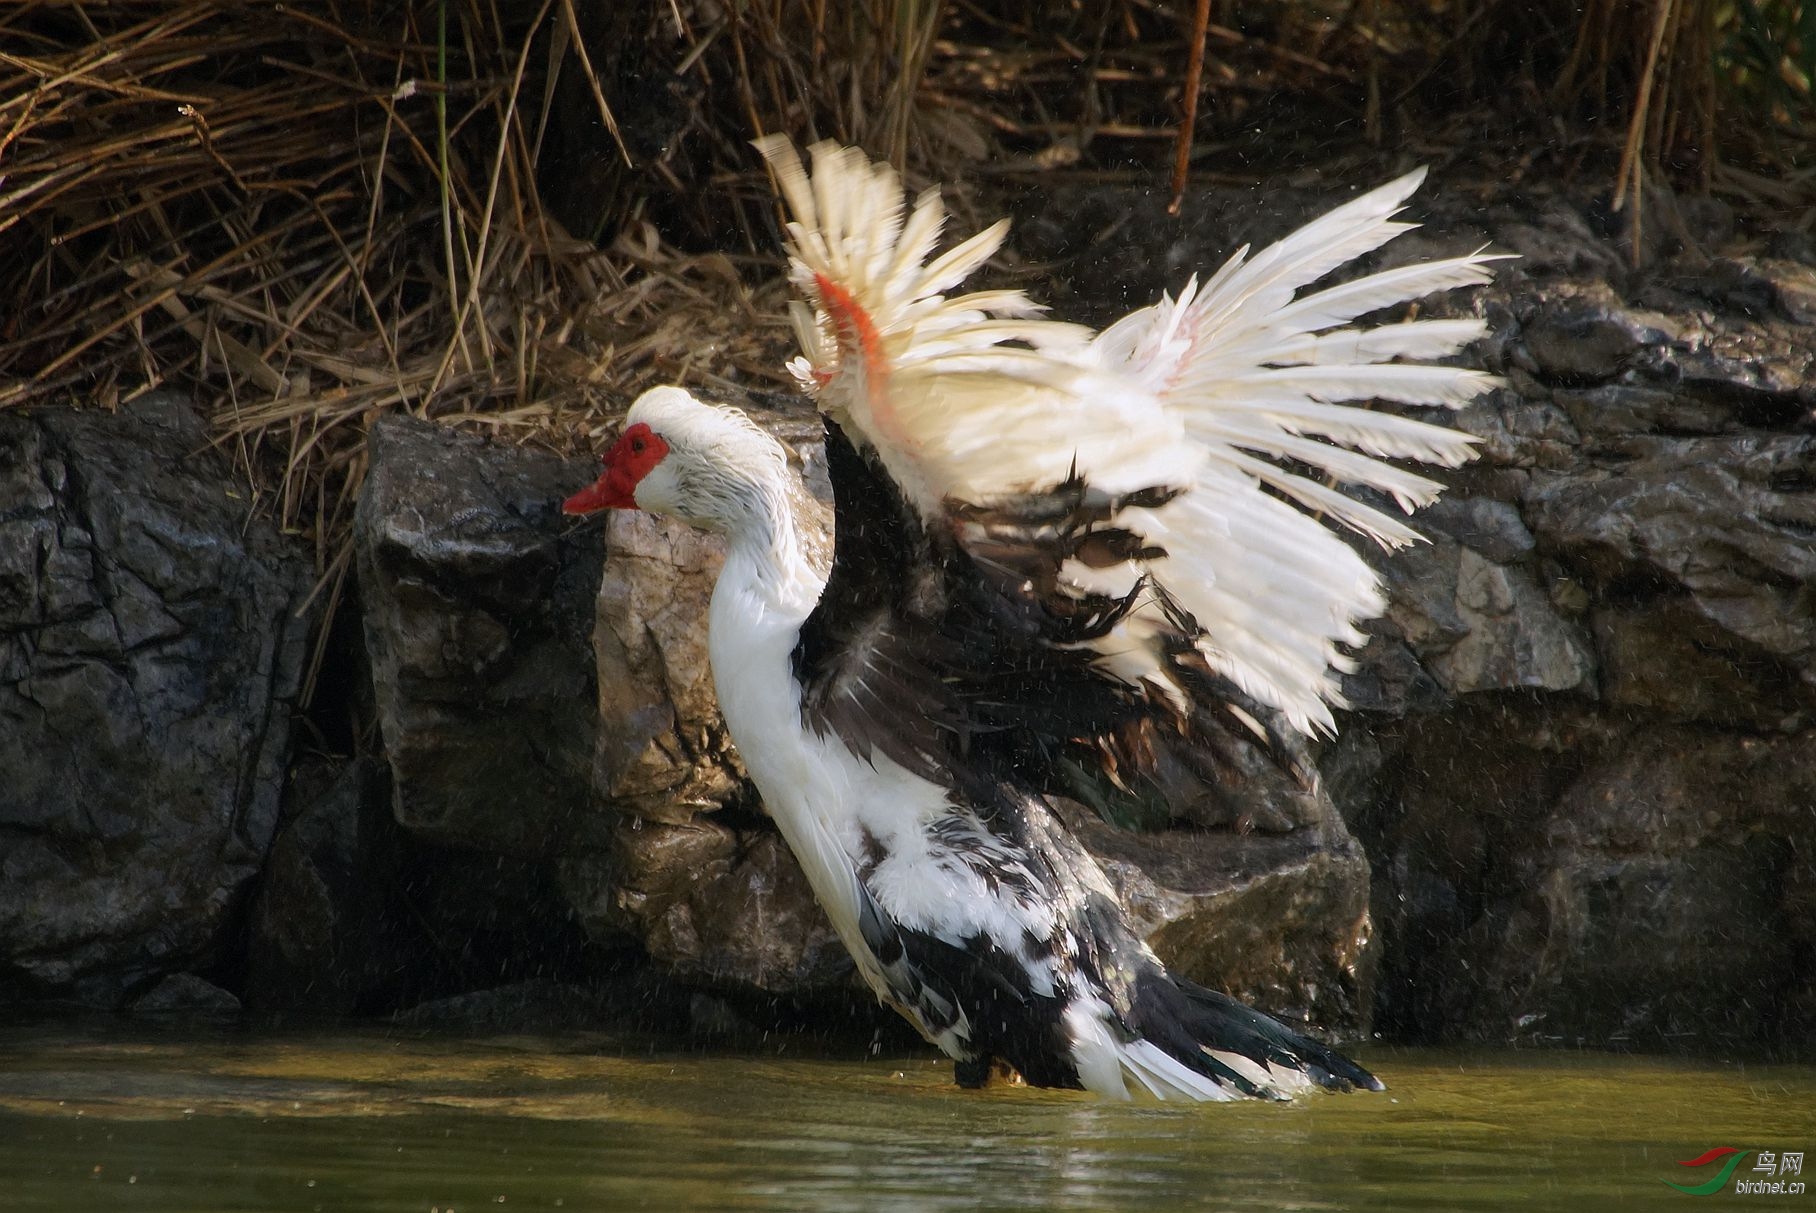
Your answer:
[0,1024,1810,1212]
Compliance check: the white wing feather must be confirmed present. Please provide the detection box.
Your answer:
[758,137,1502,736]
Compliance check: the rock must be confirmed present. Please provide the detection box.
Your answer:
[558,816,853,997]
[355,416,608,858]
[129,973,242,1015]
[588,513,742,822]
[1435,547,1593,694]
[1523,433,1816,712]
[1456,387,1584,472]
[1346,241,1816,1049]
[250,764,601,1012]
[1519,282,1681,381]
[245,757,412,1014]
[1417,494,1536,564]
[1590,597,1809,730]
[1079,188,1816,1051]
[353,411,853,1007]
[1367,512,1595,705]
[1372,716,1814,1046]
[0,394,313,1006]
[1486,196,1627,280]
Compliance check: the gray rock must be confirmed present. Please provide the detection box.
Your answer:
[1523,433,1816,707]
[1376,528,1595,700]
[1417,495,1536,564]
[1343,237,1816,1047]
[1434,546,1595,695]
[355,416,608,858]
[0,394,313,1006]
[1486,196,1627,280]
[1457,386,1585,472]
[1591,597,1811,730]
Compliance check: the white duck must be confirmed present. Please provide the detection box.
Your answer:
[564,140,1499,1099]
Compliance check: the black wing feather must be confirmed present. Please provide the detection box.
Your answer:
[793,417,1305,825]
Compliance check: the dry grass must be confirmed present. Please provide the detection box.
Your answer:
[0,1,1810,702]
[0,1,791,698]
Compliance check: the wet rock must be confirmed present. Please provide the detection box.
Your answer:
[0,394,314,1006]
[355,417,608,858]
[1417,494,1536,564]
[1456,388,1584,471]
[1017,177,1812,1050]
[1345,235,1816,1046]
[1486,196,1628,280]
[1519,282,1682,381]
[1591,595,1811,730]
[352,411,845,1009]
[1397,539,1595,697]
[1435,547,1593,694]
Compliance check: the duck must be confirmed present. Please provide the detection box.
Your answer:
[563,139,1500,1100]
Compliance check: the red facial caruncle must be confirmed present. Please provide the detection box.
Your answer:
[562,422,669,514]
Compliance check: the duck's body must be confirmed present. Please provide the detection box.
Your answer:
[665,402,1362,1097]
[565,141,1501,1099]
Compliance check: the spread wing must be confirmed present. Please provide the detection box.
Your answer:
[796,414,1332,833]
[762,137,1500,749]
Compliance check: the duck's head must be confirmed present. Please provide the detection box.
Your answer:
[563,386,792,538]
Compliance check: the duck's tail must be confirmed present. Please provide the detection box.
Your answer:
[1110,968,1383,1102]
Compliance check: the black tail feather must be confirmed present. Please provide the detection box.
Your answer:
[1128,969,1383,1098]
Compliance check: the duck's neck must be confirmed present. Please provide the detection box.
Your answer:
[704,467,825,773]
[713,468,823,622]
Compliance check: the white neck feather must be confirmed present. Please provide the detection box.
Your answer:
[703,460,825,800]
[707,458,822,622]
[702,465,884,985]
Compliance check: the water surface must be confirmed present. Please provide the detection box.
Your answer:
[0,1023,1809,1211]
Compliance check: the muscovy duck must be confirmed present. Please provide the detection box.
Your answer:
[564,140,1500,1099]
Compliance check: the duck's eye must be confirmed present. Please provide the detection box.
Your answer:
[630,437,645,453]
